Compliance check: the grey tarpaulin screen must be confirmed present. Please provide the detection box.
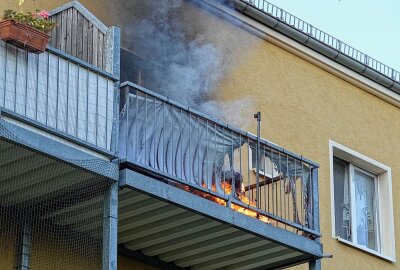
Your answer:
[120,92,244,192]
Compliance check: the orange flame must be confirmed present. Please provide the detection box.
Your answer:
[177,180,271,224]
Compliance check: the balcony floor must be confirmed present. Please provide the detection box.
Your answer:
[119,167,323,270]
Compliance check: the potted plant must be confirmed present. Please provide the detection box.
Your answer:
[0,9,56,54]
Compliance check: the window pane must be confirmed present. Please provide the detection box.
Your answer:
[333,158,351,241]
[354,169,378,251]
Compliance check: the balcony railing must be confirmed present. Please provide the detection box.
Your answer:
[120,82,320,238]
[0,41,118,154]
[242,0,400,82]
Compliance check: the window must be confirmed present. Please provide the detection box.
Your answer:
[330,141,396,261]
[333,157,379,251]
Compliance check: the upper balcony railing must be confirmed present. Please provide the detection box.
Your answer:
[0,41,118,155]
[242,0,400,82]
[120,82,320,238]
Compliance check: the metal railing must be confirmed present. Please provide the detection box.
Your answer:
[120,82,320,237]
[243,0,400,82]
[0,41,118,154]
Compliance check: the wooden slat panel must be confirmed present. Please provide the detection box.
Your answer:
[92,26,98,67]
[97,32,104,70]
[76,12,83,60]
[49,15,57,47]
[60,10,67,52]
[49,7,109,71]
[65,8,72,55]
[82,17,89,62]
[87,22,94,65]
[71,8,78,56]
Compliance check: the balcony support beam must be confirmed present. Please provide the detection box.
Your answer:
[15,223,31,270]
[103,181,119,270]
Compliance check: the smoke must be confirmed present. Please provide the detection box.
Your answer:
[124,0,254,128]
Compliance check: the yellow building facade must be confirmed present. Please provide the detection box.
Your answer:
[1,0,398,269]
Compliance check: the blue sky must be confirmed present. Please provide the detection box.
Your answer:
[267,0,400,71]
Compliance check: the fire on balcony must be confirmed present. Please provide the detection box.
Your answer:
[120,82,319,238]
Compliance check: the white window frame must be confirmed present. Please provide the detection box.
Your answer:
[329,140,396,262]
[348,164,381,253]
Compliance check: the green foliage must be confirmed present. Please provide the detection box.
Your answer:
[3,9,56,33]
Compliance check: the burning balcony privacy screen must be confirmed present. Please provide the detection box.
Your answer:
[120,84,319,236]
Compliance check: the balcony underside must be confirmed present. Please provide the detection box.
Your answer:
[119,168,323,270]
[0,118,118,234]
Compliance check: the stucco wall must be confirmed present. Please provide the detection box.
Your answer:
[175,3,400,270]
[0,229,15,269]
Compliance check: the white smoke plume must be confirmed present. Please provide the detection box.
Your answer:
[123,0,255,128]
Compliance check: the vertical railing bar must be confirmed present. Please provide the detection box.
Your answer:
[239,135,242,196]
[198,115,201,186]
[271,147,275,215]
[180,108,183,179]
[294,157,297,225]
[206,120,209,189]
[135,89,138,161]
[85,68,89,142]
[230,129,234,199]
[162,101,166,172]
[263,144,267,212]
[144,94,148,166]
[287,155,290,223]
[301,160,304,226]
[55,55,59,129]
[189,112,192,182]
[95,72,99,146]
[75,65,80,137]
[275,151,278,216]
[222,126,226,197]
[45,52,50,126]
[247,137,251,202]
[214,123,217,192]
[152,97,157,169]
[2,44,7,108]
[279,151,284,227]
[24,51,28,117]
[125,87,129,161]
[35,54,40,121]
[105,71,108,143]
[13,48,18,113]
[66,61,70,134]
[171,104,174,176]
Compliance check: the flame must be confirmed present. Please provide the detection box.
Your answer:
[178,180,271,224]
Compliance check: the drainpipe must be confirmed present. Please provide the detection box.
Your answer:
[254,112,261,208]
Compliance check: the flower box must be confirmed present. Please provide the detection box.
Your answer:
[0,19,50,54]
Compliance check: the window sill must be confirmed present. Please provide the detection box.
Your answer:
[335,237,396,262]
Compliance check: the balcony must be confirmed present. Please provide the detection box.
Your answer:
[118,82,323,269]
[0,40,118,156]
[0,4,119,268]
